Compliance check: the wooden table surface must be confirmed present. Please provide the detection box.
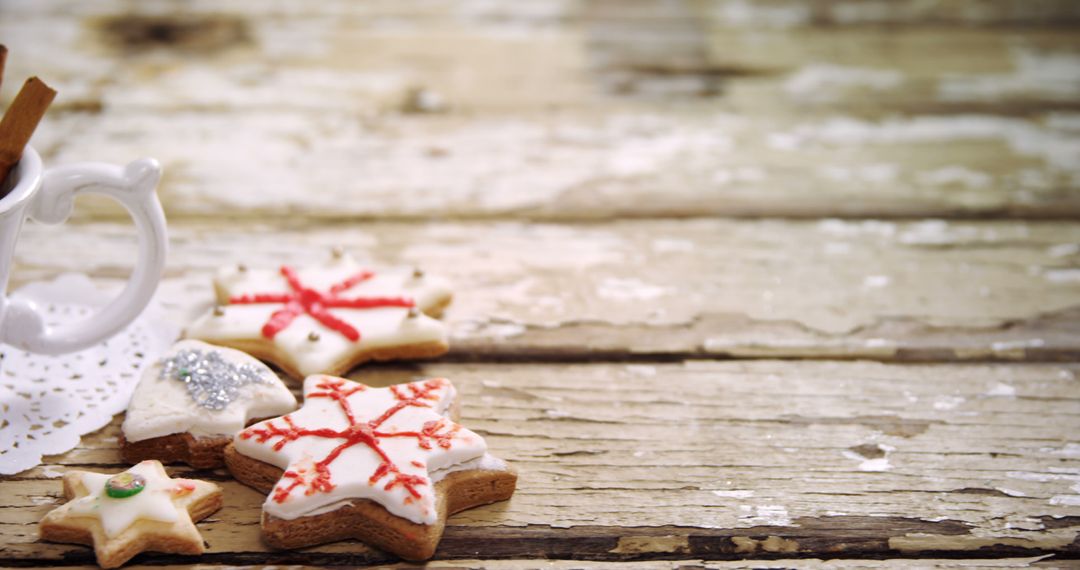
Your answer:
[2,1,1079,568]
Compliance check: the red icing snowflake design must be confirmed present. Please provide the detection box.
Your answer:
[228,266,414,341]
[239,376,470,510]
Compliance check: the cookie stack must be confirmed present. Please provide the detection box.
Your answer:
[39,253,517,567]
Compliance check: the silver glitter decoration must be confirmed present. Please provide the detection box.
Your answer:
[160,348,272,411]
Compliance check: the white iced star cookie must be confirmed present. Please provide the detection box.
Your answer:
[121,340,297,468]
[39,460,222,569]
[184,252,453,379]
[224,375,516,561]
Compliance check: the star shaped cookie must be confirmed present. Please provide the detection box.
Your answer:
[185,252,452,379]
[39,460,222,568]
[224,375,516,560]
[121,340,297,468]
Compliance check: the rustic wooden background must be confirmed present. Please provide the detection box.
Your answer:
[2,0,1079,568]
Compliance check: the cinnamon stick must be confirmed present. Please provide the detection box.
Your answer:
[0,76,57,188]
[0,45,8,93]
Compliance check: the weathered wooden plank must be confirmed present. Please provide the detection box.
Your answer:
[2,361,1078,564]
[6,0,1080,27]
[10,557,1062,570]
[2,1,1077,220]
[5,1,1076,114]
[23,109,1078,222]
[10,219,1080,360]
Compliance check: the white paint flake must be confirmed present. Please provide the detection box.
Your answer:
[986,383,1017,397]
[740,504,792,526]
[1047,243,1080,258]
[991,339,1047,352]
[917,166,992,189]
[842,451,893,472]
[862,275,891,288]
[776,116,1080,174]
[452,320,527,340]
[40,465,65,478]
[785,64,903,103]
[716,0,810,28]
[816,219,896,237]
[1043,443,1080,457]
[1007,471,1080,483]
[1045,494,1080,507]
[933,396,966,411]
[940,50,1080,103]
[1044,269,1080,283]
[596,278,671,302]
[625,365,658,377]
[819,163,899,184]
[650,238,696,253]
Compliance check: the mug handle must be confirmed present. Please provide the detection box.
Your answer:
[0,159,167,354]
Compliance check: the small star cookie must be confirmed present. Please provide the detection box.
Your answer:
[224,375,516,561]
[39,460,222,568]
[121,340,298,468]
[185,252,452,379]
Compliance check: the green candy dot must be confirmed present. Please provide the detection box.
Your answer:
[105,473,146,499]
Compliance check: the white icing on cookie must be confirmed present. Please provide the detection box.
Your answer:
[61,461,189,537]
[430,452,507,483]
[234,376,486,525]
[122,340,297,443]
[185,256,452,377]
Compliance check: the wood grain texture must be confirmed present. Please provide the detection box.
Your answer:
[7,558,1065,570]
[10,219,1080,361]
[1,1,1078,568]
[2,0,1077,220]
[3,361,1078,565]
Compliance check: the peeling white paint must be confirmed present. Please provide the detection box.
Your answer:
[786,64,903,103]
[823,241,852,255]
[939,50,1080,103]
[39,465,64,478]
[991,339,1046,352]
[1047,243,1080,258]
[918,166,993,189]
[996,488,1028,497]
[625,365,658,377]
[1049,494,1080,506]
[596,278,671,302]
[452,320,527,340]
[1044,269,1080,283]
[1007,471,1080,483]
[1042,443,1080,458]
[819,163,899,184]
[986,383,1017,397]
[716,0,810,28]
[740,504,792,526]
[933,396,966,411]
[778,116,1080,174]
[843,446,894,472]
[862,275,891,288]
[650,238,696,253]
[816,219,897,237]
[856,457,892,472]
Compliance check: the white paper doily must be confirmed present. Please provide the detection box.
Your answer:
[0,274,179,475]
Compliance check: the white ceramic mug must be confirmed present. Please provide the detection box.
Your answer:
[0,146,167,354]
